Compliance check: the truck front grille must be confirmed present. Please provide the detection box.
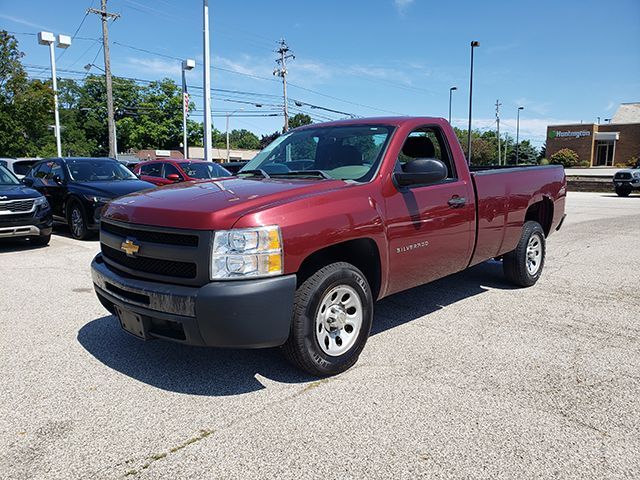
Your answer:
[101,244,197,279]
[101,221,199,247]
[99,219,210,286]
[0,199,35,214]
[614,172,632,180]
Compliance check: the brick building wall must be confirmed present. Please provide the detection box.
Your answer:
[546,123,640,166]
[546,124,595,165]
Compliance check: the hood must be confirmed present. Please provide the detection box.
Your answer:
[103,176,347,230]
[72,179,155,199]
[0,184,43,200]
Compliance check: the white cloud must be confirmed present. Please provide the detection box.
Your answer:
[125,57,181,76]
[394,0,415,12]
[0,13,53,31]
[514,97,552,116]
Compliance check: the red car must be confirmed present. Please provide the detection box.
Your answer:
[133,159,231,186]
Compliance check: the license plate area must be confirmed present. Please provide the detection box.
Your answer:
[115,306,147,340]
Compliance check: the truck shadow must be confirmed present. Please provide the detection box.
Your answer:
[77,260,514,397]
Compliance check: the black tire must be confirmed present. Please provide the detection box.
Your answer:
[67,201,91,240]
[282,262,374,376]
[31,233,51,246]
[615,186,631,197]
[503,221,546,287]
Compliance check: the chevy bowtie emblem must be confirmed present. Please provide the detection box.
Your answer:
[120,239,140,256]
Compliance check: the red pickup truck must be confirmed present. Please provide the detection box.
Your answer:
[91,117,566,375]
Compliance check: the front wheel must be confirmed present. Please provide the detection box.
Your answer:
[615,186,631,197]
[503,221,546,287]
[282,262,373,376]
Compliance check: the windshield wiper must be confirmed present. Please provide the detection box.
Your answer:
[239,169,270,178]
[271,170,331,179]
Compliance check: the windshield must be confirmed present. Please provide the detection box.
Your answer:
[181,162,231,179]
[13,160,38,175]
[67,159,138,182]
[240,125,394,182]
[0,165,20,185]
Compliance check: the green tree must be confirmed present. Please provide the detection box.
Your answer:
[289,113,312,129]
[550,148,583,168]
[227,129,260,149]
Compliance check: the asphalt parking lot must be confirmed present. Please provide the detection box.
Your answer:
[1,191,639,479]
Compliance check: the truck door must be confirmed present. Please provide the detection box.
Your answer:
[383,126,475,295]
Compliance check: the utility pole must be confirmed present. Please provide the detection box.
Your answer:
[88,0,120,159]
[274,39,294,132]
[202,0,213,161]
[495,99,501,165]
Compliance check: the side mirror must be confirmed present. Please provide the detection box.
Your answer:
[22,178,34,187]
[392,158,448,188]
[167,173,181,182]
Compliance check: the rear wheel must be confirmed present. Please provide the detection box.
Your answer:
[283,262,373,376]
[67,202,91,240]
[503,221,546,287]
[615,186,631,197]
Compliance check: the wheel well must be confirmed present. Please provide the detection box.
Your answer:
[296,238,382,300]
[525,197,554,236]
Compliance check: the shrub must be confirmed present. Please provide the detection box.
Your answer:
[540,158,550,165]
[550,148,582,168]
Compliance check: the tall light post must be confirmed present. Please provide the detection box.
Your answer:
[38,32,71,157]
[516,106,524,165]
[448,86,457,124]
[202,0,213,161]
[467,41,480,165]
[181,59,195,158]
[226,108,244,162]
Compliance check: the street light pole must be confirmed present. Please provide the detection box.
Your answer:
[516,106,524,165]
[448,86,457,124]
[202,0,213,161]
[181,59,195,159]
[38,32,71,157]
[467,41,480,165]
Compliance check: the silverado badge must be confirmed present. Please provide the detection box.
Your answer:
[120,239,140,256]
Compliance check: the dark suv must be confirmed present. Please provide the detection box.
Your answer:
[0,165,52,245]
[23,157,154,239]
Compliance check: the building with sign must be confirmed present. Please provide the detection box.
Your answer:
[546,103,640,167]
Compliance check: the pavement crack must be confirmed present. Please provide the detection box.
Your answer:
[122,428,214,478]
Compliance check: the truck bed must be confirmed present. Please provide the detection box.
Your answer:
[468,164,566,266]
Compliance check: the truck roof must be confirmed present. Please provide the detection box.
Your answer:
[293,116,446,130]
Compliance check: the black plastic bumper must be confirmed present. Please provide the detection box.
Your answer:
[91,254,296,348]
[0,209,52,238]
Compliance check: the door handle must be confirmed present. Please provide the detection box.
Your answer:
[448,196,466,208]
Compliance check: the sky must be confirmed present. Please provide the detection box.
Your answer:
[1,0,639,146]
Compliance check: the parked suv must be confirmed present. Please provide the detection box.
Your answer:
[0,158,40,179]
[613,163,640,196]
[23,157,154,239]
[134,159,231,186]
[0,164,52,245]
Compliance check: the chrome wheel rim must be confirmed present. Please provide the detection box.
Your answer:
[526,233,542,275]
[315,284,363,357]
[71,208,84,237]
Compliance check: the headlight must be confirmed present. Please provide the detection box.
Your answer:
[211,225,283,279]
[633,172,640,178]
[83,195,111,203]
[34,196,49,207]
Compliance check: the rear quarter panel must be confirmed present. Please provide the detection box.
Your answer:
[469,165,566,266]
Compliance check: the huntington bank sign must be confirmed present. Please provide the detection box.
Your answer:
[548,130,591,139]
